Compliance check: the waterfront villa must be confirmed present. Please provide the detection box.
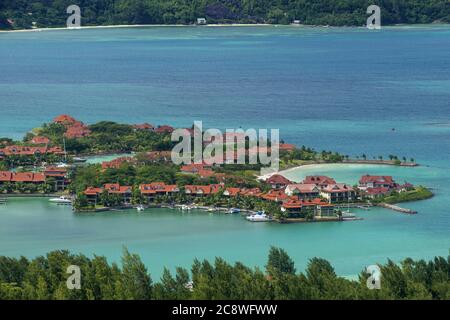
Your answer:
[281,198,335,217]
[43,166,69,191]
[302,176,336,188]
[0,168,68,191]
[359,175,397,190]
[265,174,292,189]
[0,171,45,185]
[365,187,391,199]
[184,184,223,197]
[285,184,321,200]
[320,184,356,203]
[84,184,132,205]
[139,182,179,202]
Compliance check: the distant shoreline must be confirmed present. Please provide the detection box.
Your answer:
[1,23,447,33]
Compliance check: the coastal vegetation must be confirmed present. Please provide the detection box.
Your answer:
[1,0,449,30]
[0,247,448,300]
[376,186,434,204]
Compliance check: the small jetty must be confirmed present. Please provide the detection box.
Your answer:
[378,203,417,214]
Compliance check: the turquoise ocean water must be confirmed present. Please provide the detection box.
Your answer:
[0,25,449,277]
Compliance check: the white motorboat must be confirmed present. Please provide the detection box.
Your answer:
[49,196,72,204]
[181,205,192,211]
[246,212,272,222]
[228,208,241,214]
[136,205,145,212]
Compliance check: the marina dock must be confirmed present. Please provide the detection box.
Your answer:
[378,203,417,214]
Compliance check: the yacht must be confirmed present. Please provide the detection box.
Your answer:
[246,212,272,222]
[49,196,72,204]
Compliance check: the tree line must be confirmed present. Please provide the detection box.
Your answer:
[1,0,448,30]
[0,247,448,300]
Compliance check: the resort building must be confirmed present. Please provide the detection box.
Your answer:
[0,171,45,185]
[184,184,223,197]
[101,157,135,170]
[155,125,174,134]
[359,175,397,190]
[302,176,336,188]
[0,145,65,157]
[285,184,321,200]
[84,184,133,205]
[260,189,291,203]
[31,136,50,145]
[281,198,335,217]
[133,123,154,131]
[223,187,241,197]
[365,187,391,199]
[53,114,91,139]
[265,174,292,189]
[139,182,179,202]
[44,166,69,191]
[320,184,356,203]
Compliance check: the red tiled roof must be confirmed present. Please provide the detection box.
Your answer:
[286,183,319,193]
[84,187,103,196]
[303,176,336,186]
[184,184,223,195]
[44,166,67,178]
[54,114,77,124]
[359,175,394,185]
[266,174,292,185]
[10,172,45,183]
[155,125,174,134]
[139,182,179,194]
[321,184,354,193]
[0,171,13,182]
[31,136,50,145]
[224,187,241,196]
[133,123,154,130]
[104,184,132,194]
[278,143,296,152]
[65,125,91,139]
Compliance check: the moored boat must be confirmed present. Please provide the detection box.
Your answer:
[246,212,272,222]
[49,196,72,204]
[136,205,145,212]
[228,208,241,214]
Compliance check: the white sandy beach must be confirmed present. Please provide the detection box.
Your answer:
[0,23,274,33]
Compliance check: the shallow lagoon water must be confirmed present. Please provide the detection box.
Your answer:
[0,25,449,277]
